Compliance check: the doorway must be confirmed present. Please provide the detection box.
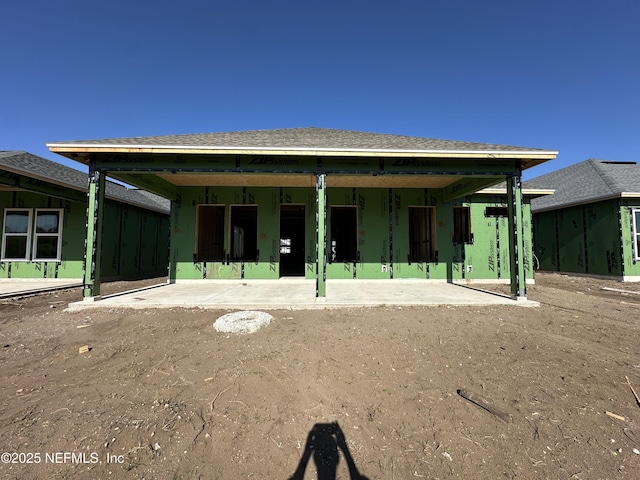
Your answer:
[280,204,306,277]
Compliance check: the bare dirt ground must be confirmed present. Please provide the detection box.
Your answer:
[1,273,639,480]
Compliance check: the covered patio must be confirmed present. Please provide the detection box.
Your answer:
[67,278,538,311]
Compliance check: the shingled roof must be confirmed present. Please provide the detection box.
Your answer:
[0,151,170,214]
[48,127,553,154]
[526,159,640,213]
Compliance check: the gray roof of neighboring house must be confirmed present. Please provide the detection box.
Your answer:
[49,127,553,153]
[526,159,640,212]
[0,151,170,214]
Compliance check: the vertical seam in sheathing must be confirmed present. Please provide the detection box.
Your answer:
[138,212,144,274]
[496,213,501,279]
[582,205,589,273]
[323,175,327,286]
[117,205,124,276]
[554,210,561,271]
[388,188,393,279]
[618,200,625,276]
[632,207,638,265]
[353,187,357,279]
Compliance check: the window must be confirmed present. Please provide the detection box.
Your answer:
[330,206,357,262]
[409,206,436,262]
[453,206,473,244]
[33,209,63,261]
[634,209,640,261]
[1,208,63,262]
[280,238,291,254]
[485,206,508,217]
[2,209,32,261]
[196,205,225,261]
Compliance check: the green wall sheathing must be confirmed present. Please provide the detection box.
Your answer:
[532,199,635,277]
[326,188,357,279]
[1,191,168,280]
[244,187,278,279]
[170,186,315,281]
[533,210,558,271]
[281,187,316,279]
[620,200,640,278]
[356,188,391,279]
[168,185,536,282]
[99,200,168,280]
[0,191,84,279]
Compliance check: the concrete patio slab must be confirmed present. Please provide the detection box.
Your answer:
[67,279,538,311]
[0,279,82,299]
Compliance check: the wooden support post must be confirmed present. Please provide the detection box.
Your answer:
[83,159,105,299]
[316,173,327,298]
[507,162,526,299]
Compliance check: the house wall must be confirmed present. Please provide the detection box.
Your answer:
[532,198,640,279]
[620,200,640,280]
[0,190,169,279]
[100,200,170,280]
[169,185,535,282]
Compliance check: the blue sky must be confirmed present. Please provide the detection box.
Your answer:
[1,0,638,180]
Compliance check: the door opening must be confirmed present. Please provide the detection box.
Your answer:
[230,205,258,261]
[280,204,305,277]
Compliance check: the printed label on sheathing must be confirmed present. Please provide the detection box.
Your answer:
[488,239,496,272]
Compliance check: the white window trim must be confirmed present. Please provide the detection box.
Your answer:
[32,208,64,262]
[633,208,640,261]
[1,208,33,262]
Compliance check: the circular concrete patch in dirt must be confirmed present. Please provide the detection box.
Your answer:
[213,311,273,335]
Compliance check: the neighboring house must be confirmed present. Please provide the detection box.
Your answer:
[47,127,558,299]
[0,151,170,280]
[527,159,640,281]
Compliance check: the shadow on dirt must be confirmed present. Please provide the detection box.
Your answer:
[288,422,369,480]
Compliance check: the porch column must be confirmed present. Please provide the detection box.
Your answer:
[316,173,327,298]
[507,162,526,299]
[83,160,105,299]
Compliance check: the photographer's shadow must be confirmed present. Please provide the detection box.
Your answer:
[288,422,369,480]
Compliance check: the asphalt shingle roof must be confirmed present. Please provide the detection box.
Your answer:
[50,127,552,153]
[0,151,170,214]
[526,159,640,212]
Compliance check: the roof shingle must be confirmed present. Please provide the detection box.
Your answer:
[49,127,552,153]
[0,151,170,214]
[526,159,640,212]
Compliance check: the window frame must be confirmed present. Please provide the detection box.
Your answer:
[453,206,473,244]
[633,208,640,261]
[195,204,226,262]
[1,208,33,262]
[329,205,358,263]
[408,206,437,263]
[32,208,64,262]
[484,206,508,217]
[229,204,258,261]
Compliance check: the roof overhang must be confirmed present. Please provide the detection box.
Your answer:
[479,187,555,198]
[532,192,640,213]
[47,143,559,170]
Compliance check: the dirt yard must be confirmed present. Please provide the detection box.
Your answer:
[1,273,639,479]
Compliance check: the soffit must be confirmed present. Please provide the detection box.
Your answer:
[155,173,461,188]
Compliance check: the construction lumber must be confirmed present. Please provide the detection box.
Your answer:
[457,388,511,422]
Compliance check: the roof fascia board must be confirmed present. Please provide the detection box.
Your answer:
[47,143,559,160]
[479,188,555,196]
